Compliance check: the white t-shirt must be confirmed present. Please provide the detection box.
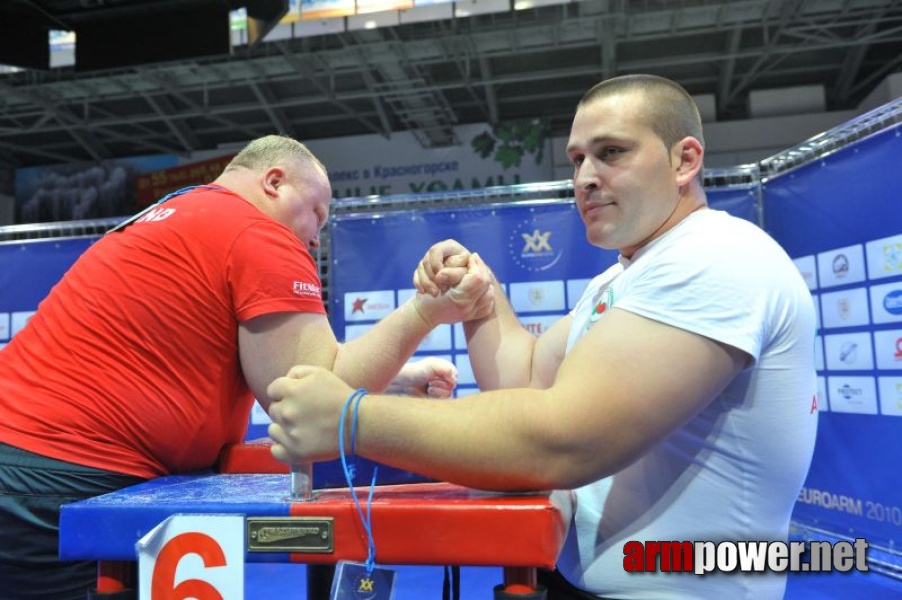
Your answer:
[558,209,818,600]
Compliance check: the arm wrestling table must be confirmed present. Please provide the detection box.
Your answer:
[59,441,572,600]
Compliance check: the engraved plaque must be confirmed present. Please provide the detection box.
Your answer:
[247,517,334,553]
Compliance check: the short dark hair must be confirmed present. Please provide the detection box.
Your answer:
[579,74,705,152]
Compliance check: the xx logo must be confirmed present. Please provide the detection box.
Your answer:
[521,229,552,253]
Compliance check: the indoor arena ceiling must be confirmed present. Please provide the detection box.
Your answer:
[0,0,901,169]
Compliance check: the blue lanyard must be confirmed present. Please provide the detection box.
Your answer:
[106,184,222,235]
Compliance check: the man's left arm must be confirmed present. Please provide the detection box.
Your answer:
[267,308,748,490]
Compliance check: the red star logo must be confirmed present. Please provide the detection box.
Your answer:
[352,297,367,314]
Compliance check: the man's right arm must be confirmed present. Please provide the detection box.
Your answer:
[463,268,571,390]
[415,239,571,390]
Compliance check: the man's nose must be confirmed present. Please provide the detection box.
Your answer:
[575,161,600,190]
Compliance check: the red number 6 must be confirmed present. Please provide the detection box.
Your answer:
[151,532,227,600]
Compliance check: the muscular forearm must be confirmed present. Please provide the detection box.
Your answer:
[332,298,431,392]
[354,387,590,491]
[463,275,538,390]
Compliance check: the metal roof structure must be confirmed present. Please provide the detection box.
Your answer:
[0,0,901,170]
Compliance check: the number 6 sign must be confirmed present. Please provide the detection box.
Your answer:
[137,514,245,600]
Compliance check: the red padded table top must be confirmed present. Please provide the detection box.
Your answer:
[287,482,570,567]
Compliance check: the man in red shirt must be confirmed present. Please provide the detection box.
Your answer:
[0,135,492,599]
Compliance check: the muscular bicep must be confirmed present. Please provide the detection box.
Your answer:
[548,308,748,479]
[239,311,339,409]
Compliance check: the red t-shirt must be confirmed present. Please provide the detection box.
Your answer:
[0,186,325,478]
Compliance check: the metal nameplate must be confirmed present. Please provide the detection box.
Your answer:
[246,517,334,553]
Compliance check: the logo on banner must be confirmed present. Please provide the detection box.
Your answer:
[837,298,850,321]
[529,287,545,306]
[522,229,552,253]
[509,218,564,272]
[895,337,902,360]
[837,383,863,400]
[882,242,902,273]
[839,342,858,364]
[832,254,849,278]
[352,297,368,314]
[885,290,902,315]
[344,290,395,321]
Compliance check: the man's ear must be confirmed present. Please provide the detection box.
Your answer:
[673,137,704,186]
[262,167,286,198]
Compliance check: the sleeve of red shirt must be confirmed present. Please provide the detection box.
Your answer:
[227,220,327,322]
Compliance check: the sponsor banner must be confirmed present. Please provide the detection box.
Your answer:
[878,377,902,416]
[343,290,396,322]
[817,244,867,290]
[509,280,566,314]
[794,255,818,290]
[823,332,874,371]
[873,329,902,370]
[311,122,553,199]
[870,281,902,324]
[0,312,9,341]
[819,287,870,329]
[865,233,902,281]
[765,126,902,557]
[134,154,235,209]
[826,376,878,415]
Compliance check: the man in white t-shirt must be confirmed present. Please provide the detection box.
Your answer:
[265,74,818,600]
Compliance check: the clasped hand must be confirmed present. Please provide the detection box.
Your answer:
[411,239,494,326]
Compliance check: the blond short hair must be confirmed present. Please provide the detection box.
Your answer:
[225,135,327,177]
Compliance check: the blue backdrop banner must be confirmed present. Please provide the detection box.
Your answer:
[0,237,96,342]
[329,188,757,395]
[763,124,902,559]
